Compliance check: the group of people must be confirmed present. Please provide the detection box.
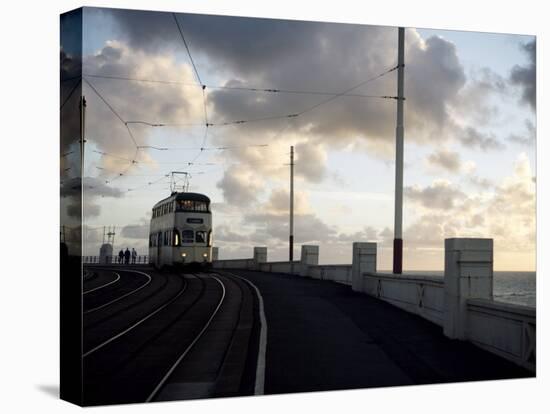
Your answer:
[117,247,138,264]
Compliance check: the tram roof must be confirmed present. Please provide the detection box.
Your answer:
[153,191,211,207]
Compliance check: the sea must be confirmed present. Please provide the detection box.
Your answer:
[406,271,536,308]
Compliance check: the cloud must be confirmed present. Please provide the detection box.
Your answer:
[510,40,536,110]
[247,212,337,244]
[294,142,327,183]
[264,188,311,216]
[402,153,535,253]
[214,224,250,243]
[121,223,149,239]
[405,179,466,210]
[467,175,494,190]
[426,149,462,173]
[103,10,478,156]
[216,165,264,206]
[337,226,380,243]
[508,118,536,147]
[459,126,505,151]
[81,41,204,178]
[62,177,124,217]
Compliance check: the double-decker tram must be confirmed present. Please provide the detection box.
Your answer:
[149,192,213,269]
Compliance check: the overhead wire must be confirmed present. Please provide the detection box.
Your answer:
[85,64,398,128]
[60,77,82,110]
[82,73,397,99]
[79,16,400,196]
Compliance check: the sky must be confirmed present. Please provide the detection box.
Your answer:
[60,7,536,271]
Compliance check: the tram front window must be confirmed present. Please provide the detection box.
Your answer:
[181,230,194,244]
[196,231,206,244]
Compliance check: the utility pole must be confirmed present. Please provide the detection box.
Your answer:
[393,27,405,274]
[289,145,294,262]
[79,95,87,179]
[80,95,86,256]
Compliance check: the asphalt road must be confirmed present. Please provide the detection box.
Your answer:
[221,269,532,395]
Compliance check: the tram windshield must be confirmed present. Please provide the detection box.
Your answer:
[196,231,206,244]
[181,230,194,244]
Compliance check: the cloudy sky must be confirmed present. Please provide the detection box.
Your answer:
[61,7,536,270]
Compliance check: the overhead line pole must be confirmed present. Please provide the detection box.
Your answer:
[79,95,87,178]
[393,27,405,274]
[289,146,295,262]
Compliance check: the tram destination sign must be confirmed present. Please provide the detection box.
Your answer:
[187,218,204,224]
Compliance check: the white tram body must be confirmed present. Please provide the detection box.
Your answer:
[148,192,213,268]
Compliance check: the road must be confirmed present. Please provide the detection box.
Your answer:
[81,266,531,406]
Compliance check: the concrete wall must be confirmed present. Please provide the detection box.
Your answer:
[308,264,352,285]
[362,273,445,326]
[258,260,300,274]
[352,238,535,372]
[466,298,535,372]
[212,258,254,270]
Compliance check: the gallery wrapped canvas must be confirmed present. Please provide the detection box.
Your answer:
[60,6,536,406]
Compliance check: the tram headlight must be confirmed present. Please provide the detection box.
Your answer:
[203,253,208,258]
[181,252,187,257]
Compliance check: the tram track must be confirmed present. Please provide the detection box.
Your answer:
[83,269,173,332]
[84,269,152,314]
[83,271,121,295]
[146,274,226,402]
[149,271,262,401]
[83,272,189,357]
[81,271,263,405]
[83,273,213,405]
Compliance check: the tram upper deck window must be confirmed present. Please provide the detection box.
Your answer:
[194,201,208,212]
[177,200,209,212]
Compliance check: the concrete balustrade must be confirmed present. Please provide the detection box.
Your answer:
[210,238,535,372]
[309,264,352,285]
[444,238,493,340]
[300,245,319,277]
[363,272,445,326]
[465,298,535,371]
[253,246,267,270]
[351,242,377,292]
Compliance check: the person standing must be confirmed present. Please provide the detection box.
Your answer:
[124,248,131,265]
[118,249,124,264]
[131,248,137,264]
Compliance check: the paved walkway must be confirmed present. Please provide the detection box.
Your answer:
[225,269,532,395]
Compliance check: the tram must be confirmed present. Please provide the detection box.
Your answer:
[148,192,213,268]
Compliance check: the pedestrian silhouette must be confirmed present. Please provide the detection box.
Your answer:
[124,248,131,265]
[118,249,124,264]
[131,248,137,264]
